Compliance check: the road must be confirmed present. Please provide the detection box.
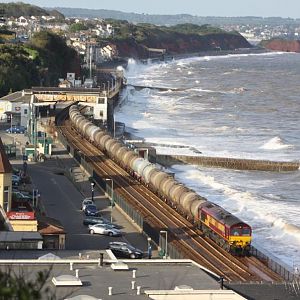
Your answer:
[26,158,148,252]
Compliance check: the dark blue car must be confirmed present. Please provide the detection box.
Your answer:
[84,204,99,216]
[6,125,26,134]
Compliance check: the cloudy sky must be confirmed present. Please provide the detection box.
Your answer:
[2,0,300,18]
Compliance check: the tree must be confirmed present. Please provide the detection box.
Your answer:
[0,44,40,97]
[29,31,81,86]
[0,267,54,299]
[69,22,88,32]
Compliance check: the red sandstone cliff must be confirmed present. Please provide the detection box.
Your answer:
[262,39,300,53]
[111,33,252,59]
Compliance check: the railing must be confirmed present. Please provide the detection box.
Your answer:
[250,246,295,281]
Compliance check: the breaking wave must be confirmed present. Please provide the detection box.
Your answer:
[260,137,293,150]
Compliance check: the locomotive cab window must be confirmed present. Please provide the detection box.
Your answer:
[242,228,251,236]
[201,212,207,222]
[231,228,240,236]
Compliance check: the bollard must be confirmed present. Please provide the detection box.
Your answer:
[219,277,224,290]
[100,253,104,266]
[131,281,135,290]
[70,262,73,271]
[137,286,141,295]
[75,269,79,278]
[108,286,112,296]
[132,270,136,278]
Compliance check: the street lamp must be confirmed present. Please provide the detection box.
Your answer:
[91,182,95,202]
[160,230,168,259]
[105,178,114,222]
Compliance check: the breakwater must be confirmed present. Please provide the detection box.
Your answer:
[156,154,300,172]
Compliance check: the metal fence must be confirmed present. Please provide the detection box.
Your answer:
[251,246,295,281]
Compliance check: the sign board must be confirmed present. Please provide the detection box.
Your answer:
[35,94,98,102]
[7,211,35,220]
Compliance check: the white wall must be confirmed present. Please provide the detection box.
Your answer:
[93,97,108,121]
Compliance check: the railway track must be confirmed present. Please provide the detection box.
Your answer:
[55,109,283,283]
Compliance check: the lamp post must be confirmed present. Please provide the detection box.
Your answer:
[113,114,116,138]
[10,113,13,133]
[91,182,95,202]
[105,178,114,222]
[160,230,168,259]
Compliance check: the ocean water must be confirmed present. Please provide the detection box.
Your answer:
[115,52,300,268]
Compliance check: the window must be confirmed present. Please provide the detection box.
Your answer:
[98,98,105,104]
[99,110,103,117]
[24,109,28,114]
[230,228,241,236]
[242,228,251,236]
[3,186,9,212]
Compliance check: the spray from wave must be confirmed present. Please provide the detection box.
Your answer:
[260,136,293,150]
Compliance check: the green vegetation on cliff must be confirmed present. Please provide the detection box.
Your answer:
[0,2,64,18]
[106,21,234,42]
[101,20,251,58]
[0,2,48,17]
[0,44,39,96]
[0,31,80,97]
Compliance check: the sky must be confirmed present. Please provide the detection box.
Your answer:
[1,0,300,18]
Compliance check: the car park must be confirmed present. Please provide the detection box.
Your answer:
[6,125,26,134]
[81,198,94,211]
[108,242,144,259]
[84,204,99,216]
[88,224,122,236]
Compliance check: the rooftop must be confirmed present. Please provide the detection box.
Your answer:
[0,253,297,299]
[0,91,32,103]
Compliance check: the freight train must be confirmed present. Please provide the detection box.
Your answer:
[69,105,252,255]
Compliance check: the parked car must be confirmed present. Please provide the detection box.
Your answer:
[12,191,32,202]
[108,242,144,259]
[12,174,21,186]
[6,125,26,134]
[81,198,94,211]
[84,204,99,216]
[83,216,119,227]
[88,224,122,236]
[13,168,21,176]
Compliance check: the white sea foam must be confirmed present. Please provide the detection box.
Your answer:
[260,136,293,150]
[119,53,300,267]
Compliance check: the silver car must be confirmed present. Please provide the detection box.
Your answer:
[88,224,122,236]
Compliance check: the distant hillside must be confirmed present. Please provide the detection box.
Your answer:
[54,7,300,26]
[102,22,252,59]
[0,2,64,18]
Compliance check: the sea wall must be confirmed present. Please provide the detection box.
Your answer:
[156,154,300,172]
